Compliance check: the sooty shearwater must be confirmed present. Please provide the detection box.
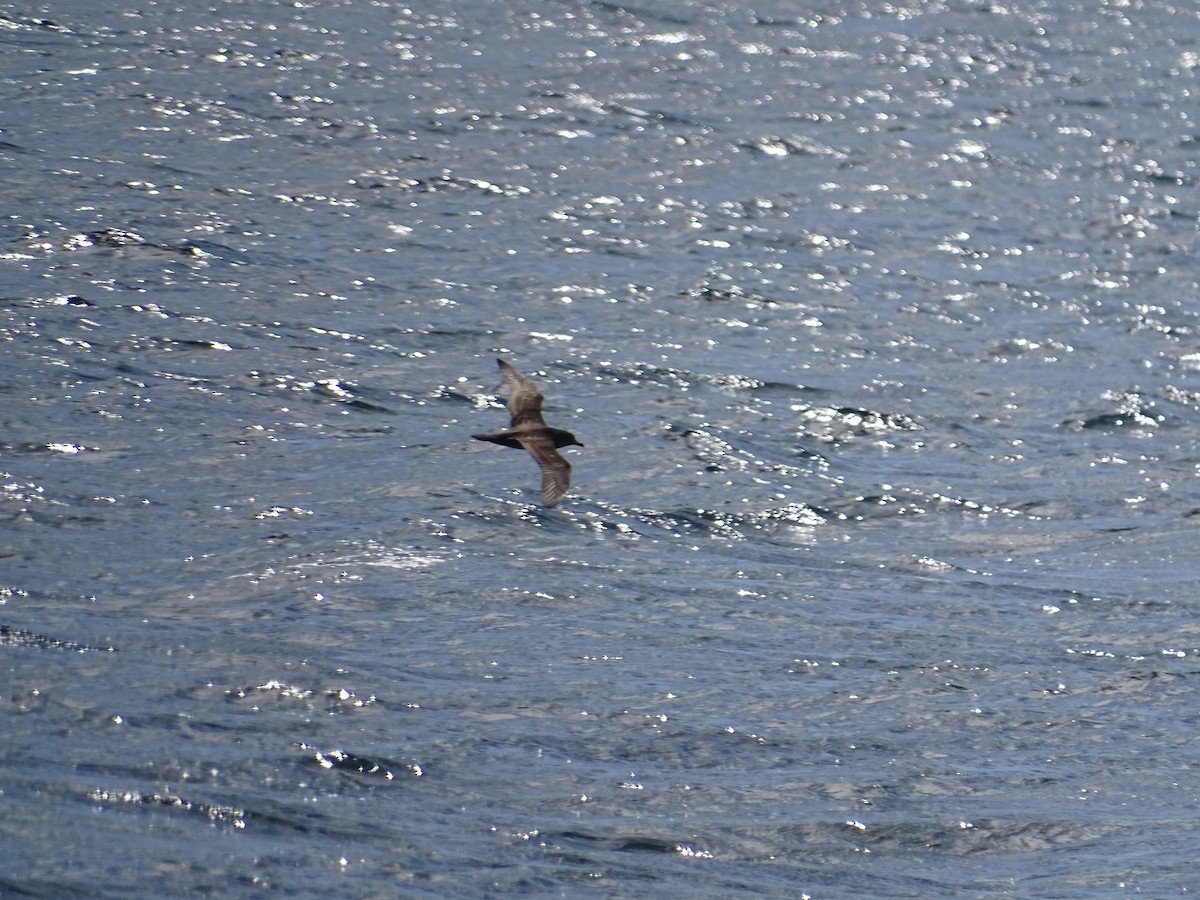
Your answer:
[472,358,583,508]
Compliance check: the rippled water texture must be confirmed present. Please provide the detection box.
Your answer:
[3,1,1200,896]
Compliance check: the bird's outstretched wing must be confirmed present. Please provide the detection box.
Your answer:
[497,358,547,427]
[519,433,571,507]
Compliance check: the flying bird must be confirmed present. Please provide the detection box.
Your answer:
[472,358,583,507]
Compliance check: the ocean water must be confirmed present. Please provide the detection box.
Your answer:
[3,0,1200,896]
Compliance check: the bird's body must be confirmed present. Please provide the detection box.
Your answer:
[472,359,583,507]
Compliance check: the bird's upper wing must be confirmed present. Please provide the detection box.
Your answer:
[519,433,571,507]
[498,359,547,427]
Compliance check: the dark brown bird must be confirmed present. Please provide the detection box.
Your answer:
[472,358,583,507]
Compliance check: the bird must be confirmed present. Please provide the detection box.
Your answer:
[472,358,583,507]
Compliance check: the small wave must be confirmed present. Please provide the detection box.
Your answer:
[0,624,115,653]
[90,788,245,829]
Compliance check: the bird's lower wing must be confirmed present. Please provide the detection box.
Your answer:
[521,437,571,507]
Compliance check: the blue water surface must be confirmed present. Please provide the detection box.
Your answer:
[2,1,1200,896]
